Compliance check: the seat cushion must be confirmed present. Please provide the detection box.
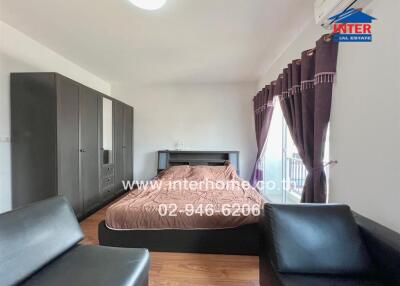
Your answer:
[264,204,374,274]
[0,196,83,286]
[278,273,387,286]
[21,245,150,286]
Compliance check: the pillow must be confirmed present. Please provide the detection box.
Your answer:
[188,164,238,181]
[264,204,375,275]
[158,164,238,182]
[157,165,191,181]
[187,165,213,181]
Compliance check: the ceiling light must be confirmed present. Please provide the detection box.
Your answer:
[128,0,167,11]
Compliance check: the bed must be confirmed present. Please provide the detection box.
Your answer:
[98,151,265,255]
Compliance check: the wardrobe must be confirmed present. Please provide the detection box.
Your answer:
[11,73,133,219]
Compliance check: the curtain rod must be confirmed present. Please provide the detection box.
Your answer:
[307,33,335,55]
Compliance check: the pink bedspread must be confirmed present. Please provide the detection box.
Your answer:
[106,165,265,230]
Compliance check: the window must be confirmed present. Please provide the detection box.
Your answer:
[259,101,329,204]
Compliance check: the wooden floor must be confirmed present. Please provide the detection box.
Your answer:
[80,197,260,286]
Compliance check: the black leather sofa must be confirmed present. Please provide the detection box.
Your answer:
[260,204,400,286]
[0,196,150,286]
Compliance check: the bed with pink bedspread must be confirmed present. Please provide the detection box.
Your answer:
[105,164,265,230]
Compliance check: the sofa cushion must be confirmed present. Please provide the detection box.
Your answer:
[264,204,374,274]
[0,196,83,286]
[20,245,150,286]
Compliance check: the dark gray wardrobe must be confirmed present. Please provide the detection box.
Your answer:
[11,73,133,219]
[113,102,134,192]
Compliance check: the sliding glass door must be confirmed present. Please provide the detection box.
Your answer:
[261,101,305,204]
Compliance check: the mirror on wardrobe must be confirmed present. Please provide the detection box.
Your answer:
[102,97,113,165]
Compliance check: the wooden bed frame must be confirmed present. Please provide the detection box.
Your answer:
[156,150,240,175]
[98,150,260,255]
[98,222,260,255]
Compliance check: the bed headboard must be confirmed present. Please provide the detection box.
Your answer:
[157,150,240,175]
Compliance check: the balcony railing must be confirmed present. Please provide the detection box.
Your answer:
[285,154,307,198]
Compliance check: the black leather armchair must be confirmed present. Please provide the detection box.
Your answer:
[0,196,150,286]
[260,204,400,286]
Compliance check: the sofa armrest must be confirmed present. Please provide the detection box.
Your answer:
[354,213,400,283]
[259,210,283,286]
[0,196,83,285]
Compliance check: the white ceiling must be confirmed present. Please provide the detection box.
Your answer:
[0,0,314,85]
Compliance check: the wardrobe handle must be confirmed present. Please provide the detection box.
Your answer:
[80,148,86,153]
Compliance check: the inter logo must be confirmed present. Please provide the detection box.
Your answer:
[329,8,377,42]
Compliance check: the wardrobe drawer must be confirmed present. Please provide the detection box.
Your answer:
[102,165,114,177]
[103,176,114,188]
[102,187,114,201]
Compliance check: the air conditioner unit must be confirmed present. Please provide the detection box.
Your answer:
[314,0,372,29]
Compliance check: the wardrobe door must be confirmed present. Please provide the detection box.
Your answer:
[11,73,58,209]
[123,105,133,182]
[114,101,125,193]
[79,87,100,212]
[56,76,83,216]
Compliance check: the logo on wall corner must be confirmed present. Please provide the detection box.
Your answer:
[329,8,377,42]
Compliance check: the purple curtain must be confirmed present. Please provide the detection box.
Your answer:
[250,85,275,187]
[275,35,338,203]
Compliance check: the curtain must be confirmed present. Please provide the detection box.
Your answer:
[275,35,338,203]
[250,85,275,187]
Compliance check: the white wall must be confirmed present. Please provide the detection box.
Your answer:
[0,21,111,213]
[112,83,257,181]
[330,0,400,232]
[257,0,400,232]
[0,20,257,214]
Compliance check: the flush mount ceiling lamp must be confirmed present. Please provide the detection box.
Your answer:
[128,0,167,10]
